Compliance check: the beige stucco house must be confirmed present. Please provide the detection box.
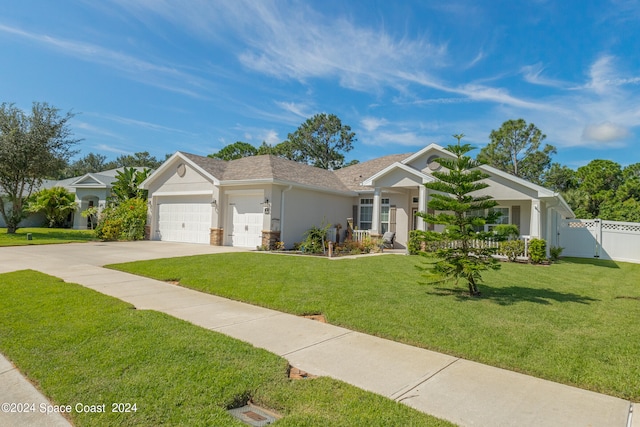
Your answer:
[141,144,574,250]
[1,168,141,230]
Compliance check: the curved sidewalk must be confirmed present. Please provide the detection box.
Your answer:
[1,242,637,427]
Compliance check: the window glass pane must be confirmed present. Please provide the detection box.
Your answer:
[490,207,510,224]
[360,206,372,222]
[380,206,389,222]
[381,198,390,204]
[360,198,373,205]
[466,208,484,217]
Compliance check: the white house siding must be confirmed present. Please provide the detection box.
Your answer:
[73,188,109,229]
[280,187,353,248]
[0,206,45,228]
[146,160,214,195]
[146,160,217,244]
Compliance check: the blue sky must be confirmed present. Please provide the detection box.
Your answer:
[2,1,639,169]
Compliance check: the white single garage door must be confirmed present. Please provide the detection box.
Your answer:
[157,198,212,244]
[228,194,263,247]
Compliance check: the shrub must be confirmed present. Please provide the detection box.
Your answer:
[549,246,564,261]
[301,222,332,254]
[493,224,520,240]
[95,198,147,241]
[408,230,443,255]
[26,187,77,228]
[499,239,525,262]
[528,238,547,264]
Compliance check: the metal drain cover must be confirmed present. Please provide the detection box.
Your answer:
[228,404,278,426]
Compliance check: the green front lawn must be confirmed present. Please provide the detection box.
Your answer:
[0,228,96,246]
[109,253,640,401]
[0,270,452,427]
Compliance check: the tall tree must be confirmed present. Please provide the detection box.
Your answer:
[208,141,258,160]
[543,163,578,193]
[285,113,356,169]
[110,151,162,169]
[478,119,556,184]
[417,134,501,296]
[598,162,640,222]
[0,102,78,233]
[574,159,622,218]
[62,153,109,177]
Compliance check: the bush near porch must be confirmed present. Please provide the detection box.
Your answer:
[110,253,640,401]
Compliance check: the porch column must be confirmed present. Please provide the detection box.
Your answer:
[371,187,381,235]
[417,185,428,231]
[545,206,554,257]
[530,198,541,238]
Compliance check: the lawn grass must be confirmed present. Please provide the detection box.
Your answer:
[109,253,640,401]
[0,227,96,246]
[0,270,453,427]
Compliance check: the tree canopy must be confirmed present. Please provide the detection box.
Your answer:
[207,114,358,169]
[208,141,258,160]
[478,119,556,185]
[0,102,79,233]
[285,113,356,170]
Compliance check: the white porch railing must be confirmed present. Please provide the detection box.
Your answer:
[352,230,371,242]
[421,235,531,259]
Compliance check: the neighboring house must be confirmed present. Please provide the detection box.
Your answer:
[141,144,575,249]
[0,168,144,230]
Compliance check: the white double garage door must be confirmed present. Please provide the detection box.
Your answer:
[156,194,263,247]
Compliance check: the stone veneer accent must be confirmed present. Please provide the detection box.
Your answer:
[210,228,224,246]
[261,230,281,249]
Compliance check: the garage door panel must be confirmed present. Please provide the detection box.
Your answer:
[228,194,263,248]
[157,199,212,244]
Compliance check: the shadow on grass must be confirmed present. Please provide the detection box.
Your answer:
[557,257,620,269]
[428,286,599,306]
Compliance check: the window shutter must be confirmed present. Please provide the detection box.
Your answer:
[512,206,521,231]
[352,205,358,225]
[390,205,397,232]
[427,208,435,231]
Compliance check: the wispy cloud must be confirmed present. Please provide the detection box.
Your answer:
[274,101,312,119]
[0,23,209,99]
[361,117,389,132]
[521,63,568,88]
[87,113,195,135]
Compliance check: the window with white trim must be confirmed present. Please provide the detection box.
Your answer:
[380,198,390,233]
[489,207,510,225]
[358,197,390,231]
[359,198,373,230]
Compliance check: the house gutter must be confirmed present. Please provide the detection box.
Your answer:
[280,185,293,246]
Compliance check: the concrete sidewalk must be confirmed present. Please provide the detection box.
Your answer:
[0,242,637,427]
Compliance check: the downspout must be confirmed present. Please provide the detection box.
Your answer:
[280,185,293,247]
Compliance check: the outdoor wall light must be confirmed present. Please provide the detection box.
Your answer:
[211,198,217,207]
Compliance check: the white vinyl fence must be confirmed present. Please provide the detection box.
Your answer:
[559,219,640,264]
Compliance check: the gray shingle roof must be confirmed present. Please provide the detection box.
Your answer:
[333,153,411,191]
[181,152,355,193]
